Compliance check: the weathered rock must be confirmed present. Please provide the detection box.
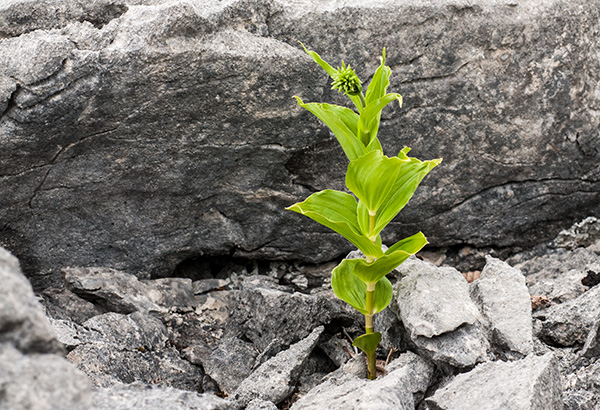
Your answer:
[192,278,230,295]
[581,311,600,358]
[514,247,600,303]
[554,217,600,250]
[229,326,324,407]
[201,276,357,393]
[0,246,63,353]
[142,277,196,312]
[66,311,203,391]
[290,351,433,410]
[92,382,228,410]
[245,398,278,410]
[202,335,259,394]
[469,256,533,359]
[560,352,600,410]
[227,276,357,353]
[1,0,599,288]
[426,353,563,410]
[40,286,103,325]
[0,246,93,410]
[63,267,162,313]
[535,284,600,347]
[394,257,488,367]
[0,344,93,410]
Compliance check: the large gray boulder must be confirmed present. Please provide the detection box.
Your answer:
[1,0,599,288]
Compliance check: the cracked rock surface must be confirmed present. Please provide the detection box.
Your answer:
[1,0,600,289]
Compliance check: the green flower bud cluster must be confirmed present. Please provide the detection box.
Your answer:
[331,62,363,96]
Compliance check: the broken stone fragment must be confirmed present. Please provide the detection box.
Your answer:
[393,257,488,368]
[535,284,600,347]
[290,351,433,410]
[469,256,533,359]
[229,326,324,408]
[426,353,563,410]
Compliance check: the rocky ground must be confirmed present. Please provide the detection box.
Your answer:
[1,217,599,409]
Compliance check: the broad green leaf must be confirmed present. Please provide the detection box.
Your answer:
[385,231,428,255]
[331,263,393,315]
[357,93,402,146]
[294,97,365,161]
[346,150,406,216]
[286,189,383,258]
[334,247,417,284]
[353,332,382,355]
[373,157,442,234]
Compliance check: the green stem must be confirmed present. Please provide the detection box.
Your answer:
[359,93,367,109]
[365,282,376,379]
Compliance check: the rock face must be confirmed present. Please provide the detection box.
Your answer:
[1,0,599,287]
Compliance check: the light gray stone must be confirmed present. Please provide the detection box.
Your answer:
[426,353,563,410]
[393,258,488,368]
[290,351,433,410]
[229,326,323,407]
[470,256,533,359]
[0,344,93,410]
[1,0,599,289]
[142,277,196,312]
[395,258,480,339]
[193,278,230,295]
[93,381,228,410]
[245,398,278,410]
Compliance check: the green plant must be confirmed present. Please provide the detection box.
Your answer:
[287,45,441,380]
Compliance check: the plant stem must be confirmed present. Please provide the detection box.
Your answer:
[365,281,376,380]
[359,92,366,109]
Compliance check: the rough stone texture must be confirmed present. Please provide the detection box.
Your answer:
[581,311,600,358]
[553,217,600,250]
[0,344,93,410]
[469,256,533,359]
[1,0,599,288]
[0,246,93,410]
[229,326,324,407]
[66,311,204,391]
[514,247,600,303]
[426,353,563,410]
[245,399,278,410]
[560,352,600,410]
[290,351,433,410]
[535,284,600,347]
[0,246,63,353]
[395,258,480,339]
[393,257,489,368]
[63,267,162,313]
[92,382,228,410]
[201,276,357,393]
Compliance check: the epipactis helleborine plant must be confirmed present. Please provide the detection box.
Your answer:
[287,44,441,380]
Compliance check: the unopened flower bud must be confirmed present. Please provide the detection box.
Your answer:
[331,62,363,96]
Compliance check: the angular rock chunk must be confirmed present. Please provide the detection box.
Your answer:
[290,351,433,410]
[470,256,533,359]
[395,258,480,339]
[426,353,563,410]
[245,398,278,410]
[93,381,227,410]
[63,267,161,314]
[394,258,488,367]
[229,326,324,407]
[535,284,600,346]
